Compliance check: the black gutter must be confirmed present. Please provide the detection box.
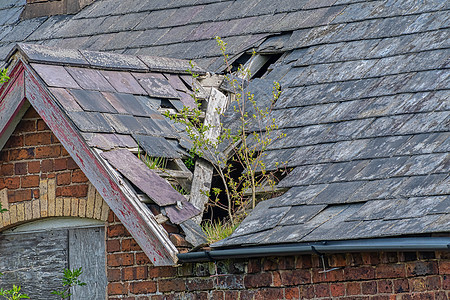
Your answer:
[177,237,450,263]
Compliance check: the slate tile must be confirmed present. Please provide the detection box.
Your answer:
[83,133,123,150]
[138,55,204,74]
[135,96,161,111]
[103,114,147,135]
[49,87,83,112]
[135,117,167,136]
[393,153,448,177]
[428,196,450,214]
[257,224,312,244]
[308,181,365,204]
[134,9,177,31]
[157,24,200,45]
[383,197,448,220]
[270,184,328,207]
[385,215,442,236]
[347,200,396,221]
[101,92,151,117]
[357,115,413,139]
[65,67,116,92]
[165,200,202,224]
[133,134,180,159]
[395,174,448,198]
[186,20,228,41]
[279,205,327,226]
[278,164,329,187]
[160,5,205,27]
[100,70,147,95]
[302,204,351,229]
[423,214,450,233]
[101,148,185,207]
[66,111,114,133]
[80,49,148,71]
[355,157,409,180]
[132,74,180,99]
[32,63,80,89]
[396,133,449,156]
[69,89,117,113]
[396,112,450,135]
[355,136,410,160]
[188,1,233,23]
[165,74,189,92]
[16,43,88,66]
[231,205,291,237]
[1,17,46,43]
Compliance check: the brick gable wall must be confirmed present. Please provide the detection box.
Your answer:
[107,211,450,299]
[0,106,109,229]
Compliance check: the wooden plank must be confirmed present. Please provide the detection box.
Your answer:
[189,88,228,223]
[25,69,177,265]
[86,184,95,219]
[93,191,102,220]
[71,198,79,217]
[69,227,107,300]
[39,178,48,217]
[47,178,56,216]
[101,149,185,206]
[63,197,71,216]
[55,197,63,217]
[32,199,40,219]
[78,198,86,218]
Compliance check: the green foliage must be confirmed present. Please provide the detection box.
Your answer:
[51,267,86,299]
[0,203,7,214]
[201,220,240,244]
[164,37,286,227]
[137,146,168,170]
[0,286,29,300]
[0,68,9,85]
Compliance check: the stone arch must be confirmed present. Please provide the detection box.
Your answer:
[0,180,110,232]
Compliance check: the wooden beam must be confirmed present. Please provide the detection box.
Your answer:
[24,64,177,266]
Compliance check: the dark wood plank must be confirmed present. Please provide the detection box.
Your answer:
[25,68,177,266]
[101,148,185,206]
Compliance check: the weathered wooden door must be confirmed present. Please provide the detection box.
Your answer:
[0,222,106,300]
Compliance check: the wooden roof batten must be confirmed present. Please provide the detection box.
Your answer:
[0,50,179,266]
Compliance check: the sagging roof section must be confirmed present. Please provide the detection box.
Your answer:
[0,43,210,265]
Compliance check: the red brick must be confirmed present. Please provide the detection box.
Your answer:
[245,272,272,288]
[121,238,143,251]
[248,258,261,273]
[35,145,60,158]
[14,162,27,175]
[346,282,361,295]
[186,278,214,291]
[41,159,53,172]
[284,287,299,299]
[443,274,449,290]
[376,264,406,279]
[361,281,377,294]
[56,184,88,197]
[108,282,128,295]
[211,291,224,300]
[255,288,283,299]
[107,268,121,282]
[330,254,347,267]
[16,120,36,132]
[21,175,39,188]
[107,253,134,267]
[299,285,315,299]
[135,252,151,265]
[4,135,23,149]
[61,147,69,156]
[0,164,14,176]
[194,292,209,300]
[108,210,115,223]
[281,269,311,285]
[53,158,67,171]
[439,261,450,275]
[158,278,185,292]
[8,189,33,203]
[23,108,39,119]
[263,257,279,271]
[313,267,344,282]
[122,266,148,280]
[32,189,39,199]
[330,283,345,297]
[409,277,428,292]
[378,279,393,293]
[426,275,441,290]
[106,239,120,253]
[108,224,130,238]
[5,177,20,189]
[72,169,88,183]
[67,157,79,169]
[56,172,71,185]
[272,271,282,287]
[27,161,40,173]
[314,283,330,297]
[149,266,177,278]
[345,266,376,280]
[9,148,35,160]
[170,233,189,247]
[406,261,439,277]
[36,119,49,131]
[24,132,52,146]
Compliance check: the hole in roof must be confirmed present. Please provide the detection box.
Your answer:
[251,53,284,79]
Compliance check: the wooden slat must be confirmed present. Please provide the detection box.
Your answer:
[25,67,177,265]
[101,149,185,207]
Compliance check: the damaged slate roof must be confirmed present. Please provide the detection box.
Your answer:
[0,0,449,249]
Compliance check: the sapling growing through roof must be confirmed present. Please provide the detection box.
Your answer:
[164,37,286,230]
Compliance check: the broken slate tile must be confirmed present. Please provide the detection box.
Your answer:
[31,63,81,89]
[101,148,185,206]
[103,114,148,135]
[101,92,152,117]
[132,74,180,99]
[165,200,201,224]
[80,49,148,71]
[65,66,116,92]
[133,134,181,159]
[101,70,147,95]
[69,89,117,113]
[49,88,83,112]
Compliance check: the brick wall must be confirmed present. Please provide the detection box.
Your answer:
[0,106,109,229]
[107,213,450,299]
